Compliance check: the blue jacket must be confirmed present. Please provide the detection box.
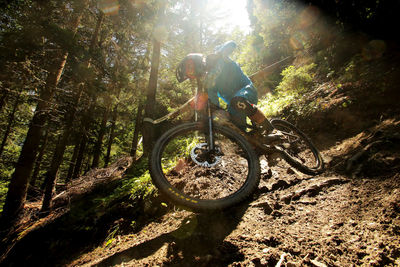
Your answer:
[205,57,254,105]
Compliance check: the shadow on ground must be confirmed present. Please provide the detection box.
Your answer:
[95,204,249,266]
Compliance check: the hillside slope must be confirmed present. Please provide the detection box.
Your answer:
[2,48,400,267]
[69,50,400,266]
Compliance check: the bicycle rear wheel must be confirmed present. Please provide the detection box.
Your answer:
[271,119,324,175]
[150,122,260,212]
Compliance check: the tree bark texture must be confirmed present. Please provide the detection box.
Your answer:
[72,99,94,180]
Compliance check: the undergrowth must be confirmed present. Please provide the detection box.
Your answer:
[259,63,317,117]
[97,158,157,208]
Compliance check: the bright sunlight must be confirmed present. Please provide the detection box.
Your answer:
[206,0,251,33]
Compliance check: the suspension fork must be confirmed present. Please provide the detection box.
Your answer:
[206,100,215,151]
[195,78,215,151]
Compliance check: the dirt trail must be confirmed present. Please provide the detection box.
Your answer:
[68,118,400,267]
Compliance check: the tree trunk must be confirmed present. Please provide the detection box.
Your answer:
[91,105,110,169]
[0,4,86,223]
[130,101,144,159]
[104,105,118,167]
[84,153,92,173]
[142,4,165,155]
[0,92,21,157]
[72,132,88,180]
[41,85,86,211]
[29,129,49,188]
[66,139,80,182]
[142,41,162,155]
[41,123,73,211]
[72,97,95,180]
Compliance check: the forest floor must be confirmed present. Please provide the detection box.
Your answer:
[2,52,400,266]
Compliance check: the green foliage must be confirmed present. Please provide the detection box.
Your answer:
[258,91,297,117]
[98,159,156,208]
[276,63,316,93]
[259,63,316,117]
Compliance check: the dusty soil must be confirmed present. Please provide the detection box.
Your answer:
[65,117,400,267]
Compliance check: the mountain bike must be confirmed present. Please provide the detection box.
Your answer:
[148,87,324,213]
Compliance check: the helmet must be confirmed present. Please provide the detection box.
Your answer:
[176,53,206,83]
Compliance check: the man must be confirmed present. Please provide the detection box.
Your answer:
[176,41,275,136]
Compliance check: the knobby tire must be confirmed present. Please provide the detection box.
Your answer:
[150,122,260,212]
[271,119,325,175]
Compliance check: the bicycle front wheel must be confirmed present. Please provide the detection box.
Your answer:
[271,119,325,175]
[150,122,260,212]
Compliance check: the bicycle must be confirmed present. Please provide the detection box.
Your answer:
[148,85,324,213]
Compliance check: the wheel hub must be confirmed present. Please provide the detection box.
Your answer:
[190,143,222,167]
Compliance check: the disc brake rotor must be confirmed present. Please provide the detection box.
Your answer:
[190,143,222,167]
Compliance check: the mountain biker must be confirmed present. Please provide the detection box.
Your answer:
[176,40,276,137]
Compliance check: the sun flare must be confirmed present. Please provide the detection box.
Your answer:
[206,0,251,33]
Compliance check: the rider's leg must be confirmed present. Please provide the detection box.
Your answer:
[227,85,257,131]
[229,86,274,133]
[227,105,247,130]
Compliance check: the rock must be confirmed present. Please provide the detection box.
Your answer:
[262,248,270,253]
[251,201,273,214]
[348,219,358,226]
[274,202,283,210]
[310,258,328,267]
[271,210,283,218]
[281,194,292,204]
[297,199,317,205]
[271,179,290,191]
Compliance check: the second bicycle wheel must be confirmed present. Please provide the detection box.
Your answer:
[150,122,260,212]
[271,119,325,175]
